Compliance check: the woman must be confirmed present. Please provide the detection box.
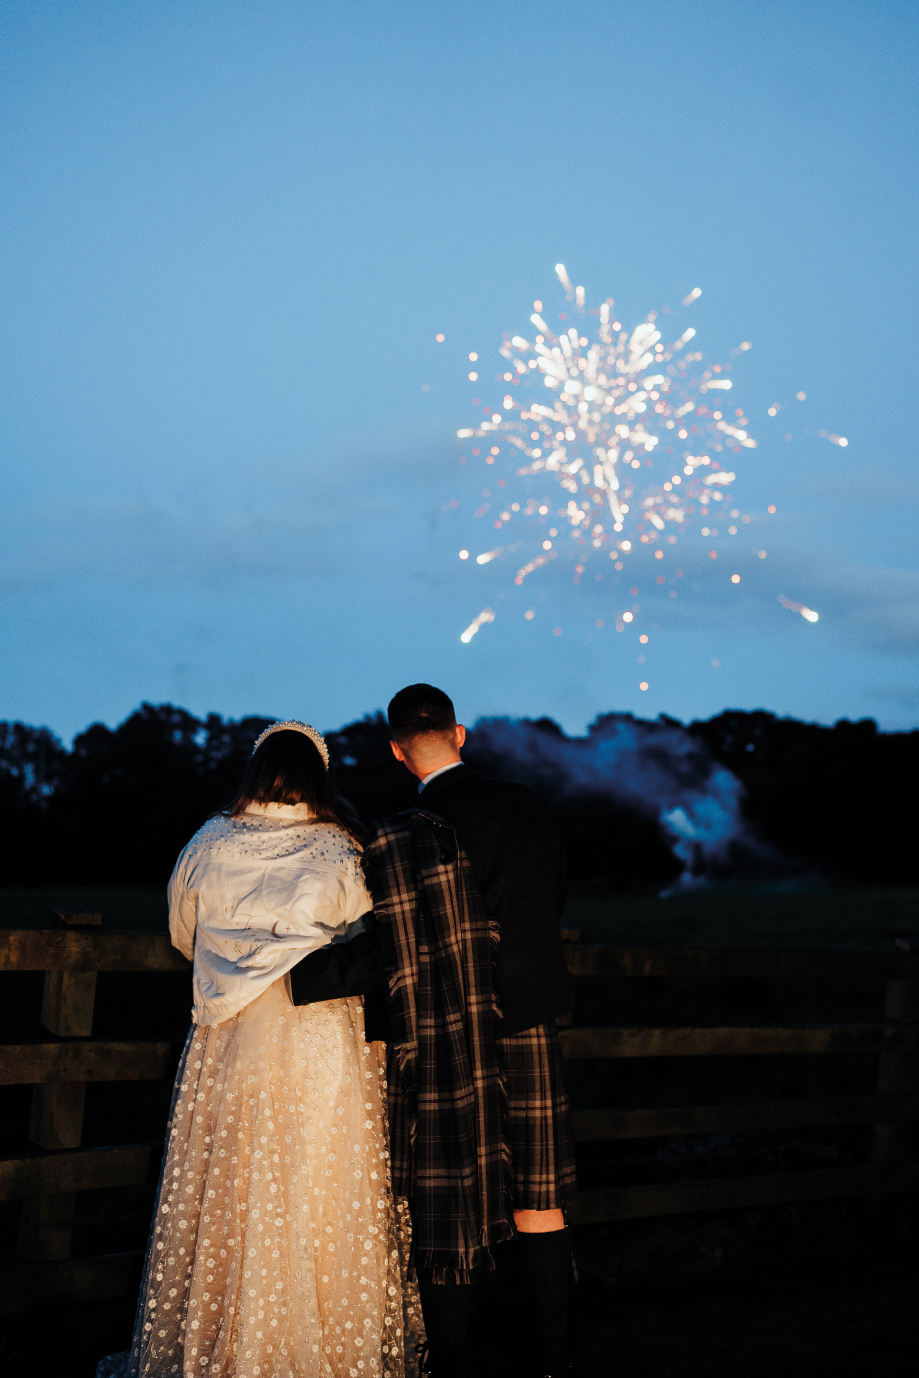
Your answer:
[123,721,417,1378]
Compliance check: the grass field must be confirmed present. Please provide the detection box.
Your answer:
[563,884,919,951]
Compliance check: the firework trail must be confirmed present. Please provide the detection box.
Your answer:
[778,595,819,623]
[454,267,832,640]
[460,607,495,643]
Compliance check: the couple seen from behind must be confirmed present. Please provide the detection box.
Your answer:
[110,683,577,1378]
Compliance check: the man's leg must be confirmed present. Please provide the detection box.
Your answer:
[514,1209,572,1376]
[515,1208,565,1233]
[501,1027,578,1378]
[415,1271,474,1378]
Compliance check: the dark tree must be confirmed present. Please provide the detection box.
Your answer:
[1,704,916,889]
[688,711,919,884]
[0,723,69,881]
[43,705,273,883]
[325,714,418,824]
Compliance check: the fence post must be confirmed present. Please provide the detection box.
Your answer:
[18,912,101,1262]
[871,942,919,1170]
[557,929,580,1031]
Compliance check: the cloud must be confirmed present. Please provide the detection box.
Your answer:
[792,556,919,655]
[0,493,341,590]
[0,413,461,594]
[651,534,919,657]
[795,471,919,507]
[2,410,918,672]
[862,685,919,709]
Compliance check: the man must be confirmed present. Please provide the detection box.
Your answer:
[290,684,576,1378]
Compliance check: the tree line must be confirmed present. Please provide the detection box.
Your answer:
[0,703,916,888]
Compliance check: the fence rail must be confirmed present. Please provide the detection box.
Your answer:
[0,1041,181,1085]
[570,1094,919,1141]
[0,921,915,1308]
[0,928,187,973]
[565,942,919,980]
[560,1023,918,1059]
[0,1144,161,1201]
[571,1164,918,1225]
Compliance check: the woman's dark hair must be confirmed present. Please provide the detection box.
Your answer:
[227,730,363,843]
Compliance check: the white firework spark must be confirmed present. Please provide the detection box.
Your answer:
[456,272,752,609]
[452,267,835,646]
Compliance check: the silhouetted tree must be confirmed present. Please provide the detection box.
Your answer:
[1,705,916,888]
[688,711,919,884]
[0,722,67,808]
[27,705,272,883]
[0,723,69,880]
[325,714,418,824]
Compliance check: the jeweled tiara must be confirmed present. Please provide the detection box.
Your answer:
[251,720,330,768]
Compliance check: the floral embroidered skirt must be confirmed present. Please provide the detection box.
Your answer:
[125,980,421,1378]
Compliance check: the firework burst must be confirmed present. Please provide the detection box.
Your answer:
[455,268,761,632]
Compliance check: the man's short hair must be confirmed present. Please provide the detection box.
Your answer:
[388,684,457,742]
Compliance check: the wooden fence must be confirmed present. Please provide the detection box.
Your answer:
[559,931,919,1225]
[0,918,916,1311]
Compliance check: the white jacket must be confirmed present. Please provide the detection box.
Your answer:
[168,802,371,1026]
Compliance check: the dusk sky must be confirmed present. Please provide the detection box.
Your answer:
[2,1,917,741]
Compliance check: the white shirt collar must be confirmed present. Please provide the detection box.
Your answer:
[418,761,463,794]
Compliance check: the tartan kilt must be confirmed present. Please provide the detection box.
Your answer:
[499,1021,578,1210]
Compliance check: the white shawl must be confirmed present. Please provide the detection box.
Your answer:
[168,803,371,1026]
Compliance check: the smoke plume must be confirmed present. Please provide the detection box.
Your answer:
[465,714,762,885]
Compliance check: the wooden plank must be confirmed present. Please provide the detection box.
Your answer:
[18,1192,76,1261]
[0,1144,162,1201]
[872,974,919,1168]
[4,930,915,981]
[0,929,189,973]
[559,1024,918,1060]
[566,944,919,981]
[29,1082,87,1150]
[571,1095,919,1142]
[0,1041,181,1085]
[41,969,97,1037]
[568,1165,919,1226]
[0,1251,143,1314]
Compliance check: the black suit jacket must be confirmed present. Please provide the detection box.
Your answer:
[289,764,572,1037]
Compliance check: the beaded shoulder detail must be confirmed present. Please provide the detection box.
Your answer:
[183,814,362,869]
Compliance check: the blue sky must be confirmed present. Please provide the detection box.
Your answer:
[2,0,917,740]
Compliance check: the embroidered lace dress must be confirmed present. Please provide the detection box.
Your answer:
[117,809,422,1378]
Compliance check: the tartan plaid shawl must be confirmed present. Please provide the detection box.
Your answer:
[362,808,514,1283]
